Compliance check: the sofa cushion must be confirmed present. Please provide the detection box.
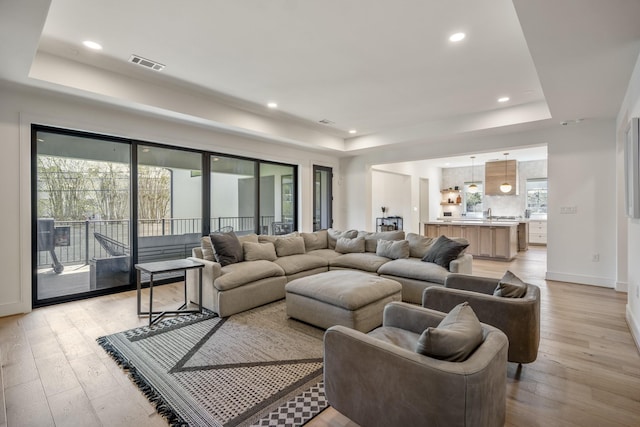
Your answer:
[406,233,434,259]
[274,236,306,257]
[421,235,469,269]
[274,254,328,276]
[214,260,285,291]
[243,242,277,262]
[330,253,391,273]
[327,228,358,249]
[493,270,527,298]
[238,233,259,244]
[416,302,483,362]
[377,258,449,284]
[358,230,406,253]
[200,236,215,261]
[301,230,328,251]
[335,236,365,254]
[258,232,299,244]
[210,231,243,266]
[306,248,343,261]
[376,239,410,260]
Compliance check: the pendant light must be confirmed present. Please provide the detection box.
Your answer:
[500,152,512,193]
[468,156,479,193]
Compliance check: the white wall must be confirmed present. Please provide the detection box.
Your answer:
[618,52,640,351]
[0,82,340,316]
[371,169,411,231]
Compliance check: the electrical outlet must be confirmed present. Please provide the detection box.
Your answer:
[592,253,600,262]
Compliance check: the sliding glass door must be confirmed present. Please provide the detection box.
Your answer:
[32,126,299,307]
[136,145,202,281]
[33,127,132,305]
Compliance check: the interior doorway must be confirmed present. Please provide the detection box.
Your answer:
[313,165,333,231]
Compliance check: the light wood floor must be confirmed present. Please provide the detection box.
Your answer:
[1,247,639,426]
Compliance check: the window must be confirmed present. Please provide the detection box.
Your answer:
[463,182,483,215]
[526,179,547,214]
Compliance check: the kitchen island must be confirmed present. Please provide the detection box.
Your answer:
[424,220,521,261]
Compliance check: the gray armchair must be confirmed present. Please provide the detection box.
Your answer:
[423,273,540,364]
[324,302,508,427]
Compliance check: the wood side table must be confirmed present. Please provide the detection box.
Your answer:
[135,258,204,326]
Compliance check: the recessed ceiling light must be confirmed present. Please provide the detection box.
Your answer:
[348,129,357,134]
[82,40,103,50]
[498,96,510,103]
[267,102,278,109]
[449,32,465,42]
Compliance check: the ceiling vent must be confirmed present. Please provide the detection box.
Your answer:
[318,119,335,125]
[128,55,165,71]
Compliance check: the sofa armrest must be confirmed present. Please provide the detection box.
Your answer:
[382,301,443,334]
[192,247,204,258]
[449,253,472,274]
[186,256,222,293]
[445,273,497,294]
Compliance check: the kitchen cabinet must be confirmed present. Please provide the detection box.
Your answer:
[529,220,547,245]
[485,159,517,195]
[424,221,517,260]
[517,222,529,251]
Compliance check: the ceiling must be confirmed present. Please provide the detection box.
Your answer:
[1,0,640,162]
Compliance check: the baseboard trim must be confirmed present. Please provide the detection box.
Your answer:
[626,305,640,356]
[545,271,614,288]
[0,346,6,427]
[616,281,629,293]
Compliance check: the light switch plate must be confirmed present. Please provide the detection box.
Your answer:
[560,206,577,214]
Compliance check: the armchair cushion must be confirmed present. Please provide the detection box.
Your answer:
[494,270,527,298]
[416,302,483,362]
[421,235,469,269]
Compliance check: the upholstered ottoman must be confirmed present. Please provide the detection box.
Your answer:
[285,270,402,333]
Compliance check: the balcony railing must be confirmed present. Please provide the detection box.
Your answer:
[36,216,276,268]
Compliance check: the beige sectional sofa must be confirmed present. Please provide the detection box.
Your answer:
[187,229,472,317]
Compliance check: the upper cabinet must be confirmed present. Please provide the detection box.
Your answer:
[485,159,517,195]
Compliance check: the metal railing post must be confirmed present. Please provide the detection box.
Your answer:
[85,220,89,265]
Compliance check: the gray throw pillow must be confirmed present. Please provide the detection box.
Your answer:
[376,239,410,259]
[327,228,358,249]
[209,231,243,266]
[335,236,365,253]
[243,242,277,262]
[274,236,306,257]
[416,302,483,362]
[494,270,527,298]
[421,235,469,269]
[358,230,405,252]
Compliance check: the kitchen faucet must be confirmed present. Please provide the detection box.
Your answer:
[486,208,492,219]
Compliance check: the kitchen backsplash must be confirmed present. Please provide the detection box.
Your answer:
[441,159,547,218]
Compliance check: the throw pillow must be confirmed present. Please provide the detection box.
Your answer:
[209,231,243,266]
[358,230,405,253]
[376,239,410,259]
[274,236,306,257]
[200,236,215,261]
[243,242,277,262]
[327,228,358,249]
[493,270,528,298]
[300,230,328,251]
[416,302,483,362]
[406,233,434,258]
[421,235,469,269]
[258,231,299,244]
[335,236,365,254]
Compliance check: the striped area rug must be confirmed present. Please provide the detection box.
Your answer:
[97,301,327,427]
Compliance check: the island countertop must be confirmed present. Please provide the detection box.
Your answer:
[426,220,519,227]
